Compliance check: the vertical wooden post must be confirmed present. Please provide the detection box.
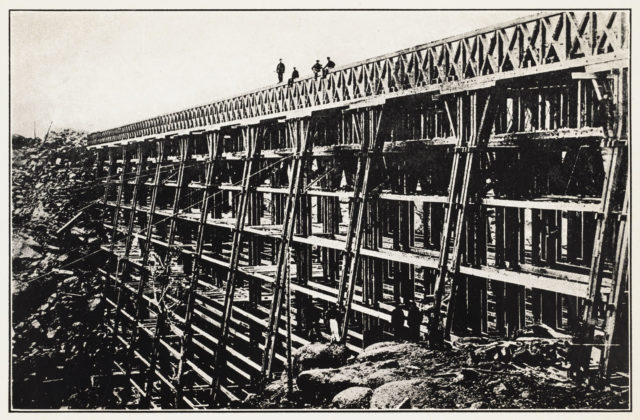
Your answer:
[467,203,485,335]
[599,172,629,377]
[105,143,143,393]
[213,123,263,398]
[123,144,145,257]
[530,208,543,324]
[504,207,522,334]
[123,141,165,388]
[336,105,387,343]
[103,147,117,205]
[437,90,496,339]
[261,117,312,381]
[174,131,219,406]
[109,145,131,349]
[142,136,190,406]
[285,251,294,395]
[109,146,130,253]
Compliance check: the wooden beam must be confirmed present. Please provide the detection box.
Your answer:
[174,131,220,406]
[261,117,313,381]
[336,106,387,343]
[108,145,132,357]
[598,171,629,377]
[212,123,263,399]
[141,136,190,407]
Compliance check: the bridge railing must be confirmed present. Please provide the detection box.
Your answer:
[87,11,628,146]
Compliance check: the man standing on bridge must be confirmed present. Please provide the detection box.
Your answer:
[276,59,285,83]
[312,60,323,80]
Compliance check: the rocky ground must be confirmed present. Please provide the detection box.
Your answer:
[251,334,629,410]
[11,130,114,408]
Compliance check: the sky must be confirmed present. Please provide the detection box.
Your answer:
[10,10,532,137]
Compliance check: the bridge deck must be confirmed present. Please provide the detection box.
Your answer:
[88,11,628,147]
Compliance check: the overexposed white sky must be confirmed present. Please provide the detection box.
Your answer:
[10,10,531,137]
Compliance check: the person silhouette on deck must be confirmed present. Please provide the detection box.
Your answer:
[288,67,299,87]
[322,57,335,78]
[276,59,285,83]
[312,60,323,80]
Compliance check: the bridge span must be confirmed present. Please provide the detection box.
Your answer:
[89,11,629,408]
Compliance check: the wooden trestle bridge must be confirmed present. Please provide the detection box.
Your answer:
[87,11,630,408]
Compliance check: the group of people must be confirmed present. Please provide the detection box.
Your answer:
[300,298,425,344]
[276,57,336,87]
[391,300,423,342]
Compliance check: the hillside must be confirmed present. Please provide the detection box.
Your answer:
[11,130,113,408]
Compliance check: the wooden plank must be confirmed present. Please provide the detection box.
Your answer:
[576,143,625,372]
[141,137,190,406]
[213,123,264,398]
[102,148,116,204]
[174,130,220,405]
[55,203,96,236]
[261,117,313,380]
[442,91,497,338]
[599,171,629,377]
[337,106,387,343]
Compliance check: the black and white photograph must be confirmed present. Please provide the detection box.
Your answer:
[8,4,632,412]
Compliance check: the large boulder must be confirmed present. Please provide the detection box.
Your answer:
[297,367,366,400]
[292,342,349,376]
[362,341,398,352]
[296,359,412,402]
[357,342,432,364]
[331,386,373,409]
[262,378,287,401]
[370,379,433,409]
[364,368,405,388]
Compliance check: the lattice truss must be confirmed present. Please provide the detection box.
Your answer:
[88,11,628,146]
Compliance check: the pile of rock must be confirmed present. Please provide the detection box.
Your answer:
[254,337,628,410]
[12,273,112,408]
[12,129,93,225]
[12,130,103,315]
[260,341,445,409]
[11,130,111,408]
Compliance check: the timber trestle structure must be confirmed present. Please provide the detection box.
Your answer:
[90,11,629,408]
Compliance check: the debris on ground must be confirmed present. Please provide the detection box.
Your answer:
[252,337,629,409]
[11,130,113,409]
